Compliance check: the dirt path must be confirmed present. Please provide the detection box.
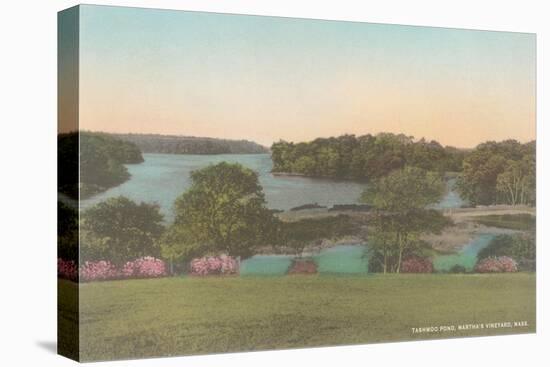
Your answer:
[444,205,535,220]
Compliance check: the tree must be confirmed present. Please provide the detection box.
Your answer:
[361,167,449,273]
[77,132,144,198]
[58,201,79,262]
[496,156,535,205]
[477,233,535,262]
[163,162,277,263]
[80,196,164,264]
[361,166,445,212]
[269,133,465,180]
[457,140,535,206]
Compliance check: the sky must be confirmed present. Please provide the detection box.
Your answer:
[68,5,536,148]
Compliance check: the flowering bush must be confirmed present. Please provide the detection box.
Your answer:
[121,257,167,278]
[288,259,317,274]
[401,255,433,273]
[80,260,119,282]
[189,255,238,276]
[58,256,169,282]
[475,256,518,273]
[57,258,78,281]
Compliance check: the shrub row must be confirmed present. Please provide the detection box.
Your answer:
[474,256,518,273]
[189,255,238,276]
[58,256,167,282]
[288,259,318,274]
[401,255,433,273]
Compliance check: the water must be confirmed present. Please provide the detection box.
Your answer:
[433,234,495,272]
[240,236,494,276]
[240,255,294,276]
[80,153,464,220]
[80,153,366,220]
[431,178,466,210]
[313,244,369,274]
[240,244,368,276]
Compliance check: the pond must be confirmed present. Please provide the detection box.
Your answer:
[240,244,368,276]
[433,234,496,272]
[81,153,465,220]
[240,235,494,276]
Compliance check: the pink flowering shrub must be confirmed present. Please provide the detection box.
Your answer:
[189,255,238,276]
[80,260,119,282]
[57,258,78,281]
[121,257,166,278]
[59,257,169,282]
[475,256,518,273]
[401,255,433,273]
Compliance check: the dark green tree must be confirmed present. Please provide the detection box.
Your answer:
[457,140,535,206]
[162,162,277,264]
[58,201,79,262]
[81,196,164,264]
[361,167,450,273]
[270,133,465,180]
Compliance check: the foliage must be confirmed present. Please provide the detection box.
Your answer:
[361,166,445,211]
[277,215,361,257]
[457,140,535,205]
[110,133,268,154]
[189,256,239,276]
[362,167,450,273]
[58,258,78,281]
[58,201,78,262]
[81,196,164,264]
[271,133,466,180]
[449,265,467,274]
[57,132,143,198]
[400,255,433,273]
[475,256,518,273]
[80,260,119,282]
[288,259,318,274]
[121,257,167,278]
[477,233,535,264]
[58,133,79,198]
[163,163,277,263]
[59,257,168,282]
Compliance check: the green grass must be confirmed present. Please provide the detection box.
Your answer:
[62,274,535,361]
[474,214,536,231]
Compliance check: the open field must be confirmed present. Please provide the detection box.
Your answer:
[60,273,535,361]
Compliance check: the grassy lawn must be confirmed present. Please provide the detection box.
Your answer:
[61,274,535,361]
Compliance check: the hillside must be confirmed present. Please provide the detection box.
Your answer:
[109,133,269,155]
[58,132,144,199]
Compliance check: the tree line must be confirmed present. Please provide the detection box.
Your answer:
[271,133,466,180]
[58,132,143,198]
[109,133,269,155]
[456,140,535,206]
